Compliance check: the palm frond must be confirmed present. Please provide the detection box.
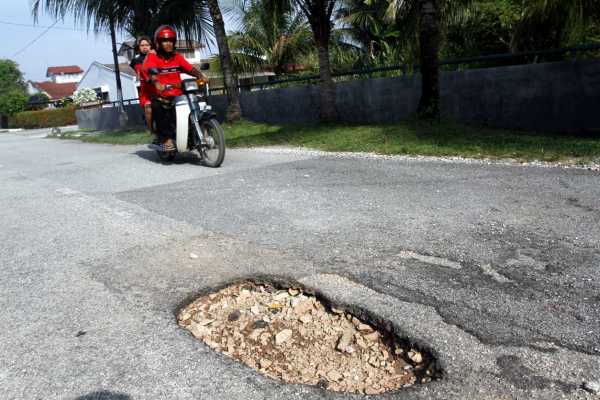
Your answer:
[32,0,214,47]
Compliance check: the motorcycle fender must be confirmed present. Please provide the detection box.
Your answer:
[175,96,190,153]
[199,110,217,122]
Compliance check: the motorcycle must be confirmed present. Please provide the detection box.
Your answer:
[149,77,225,167]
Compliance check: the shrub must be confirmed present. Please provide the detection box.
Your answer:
[73,87,99,106]
[0,89,27,117]
[8,106,77,129]
[26,93,51,111]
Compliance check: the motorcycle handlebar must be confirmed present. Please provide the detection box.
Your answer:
[156,79,208,94]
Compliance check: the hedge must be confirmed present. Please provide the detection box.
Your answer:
[8,107,77,129]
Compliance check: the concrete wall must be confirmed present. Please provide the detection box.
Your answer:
[76,105,144,131]
[77,59,600,133]
[440,59,600,132]
[208,59,600,132]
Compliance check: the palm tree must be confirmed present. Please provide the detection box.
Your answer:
[33,0,213,41]
[293,0,339,121]
[514,0,600,51]
[415,0,441,118]
[337,0,408,68]
[227,0,313,75]
[206,0,242,121]
[444,1,521,59]
[384,0,472,119]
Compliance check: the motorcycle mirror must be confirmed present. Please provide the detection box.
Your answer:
[200,62,210,71]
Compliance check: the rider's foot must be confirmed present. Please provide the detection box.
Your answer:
[162,139,175,151]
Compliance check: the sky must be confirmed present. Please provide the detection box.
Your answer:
[0,0,238,82]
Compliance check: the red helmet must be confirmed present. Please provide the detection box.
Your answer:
[154,25,177,44]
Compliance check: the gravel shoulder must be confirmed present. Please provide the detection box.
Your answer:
[249,146,600,171]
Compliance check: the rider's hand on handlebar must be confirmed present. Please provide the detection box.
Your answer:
[155,82,182,93]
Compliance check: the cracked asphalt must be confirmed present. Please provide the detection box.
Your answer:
[1,129,599,399]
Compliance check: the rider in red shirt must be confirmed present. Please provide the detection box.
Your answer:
[143,25,208,151]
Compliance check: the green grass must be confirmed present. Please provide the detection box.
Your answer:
[51,129,153,145]
[51,120,600,164]
[224,120,600,164]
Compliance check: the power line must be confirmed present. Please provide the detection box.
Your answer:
[0,19,83,32]
[12,20,59,57]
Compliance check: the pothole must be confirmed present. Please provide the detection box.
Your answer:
[178,281,439,394]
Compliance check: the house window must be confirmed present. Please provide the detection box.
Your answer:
[93,88,109,102]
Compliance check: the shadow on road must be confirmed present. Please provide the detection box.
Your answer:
[75,391,131,400]
[134,149,202,165]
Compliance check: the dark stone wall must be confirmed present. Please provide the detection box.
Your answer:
[75,106,145,131]
[77,59,600,133]
[440,59,600,132]
[208,59,600,133]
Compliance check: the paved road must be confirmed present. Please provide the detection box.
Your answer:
[1,130,599,400]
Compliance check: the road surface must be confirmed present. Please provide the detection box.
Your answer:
[1,129,599,399]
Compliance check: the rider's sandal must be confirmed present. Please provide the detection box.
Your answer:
[162,142,175,152]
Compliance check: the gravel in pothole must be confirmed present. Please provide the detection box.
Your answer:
[178,282,435,394]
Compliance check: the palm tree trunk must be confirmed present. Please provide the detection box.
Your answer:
[109,16,125,113]
[207,0,242,122]
[417,0,441,119]
[317,40,336,122]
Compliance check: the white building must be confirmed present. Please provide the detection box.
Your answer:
[77,62,139,103]
[46,65,84,84]
[26,65,84,105]
[27,81,79,101]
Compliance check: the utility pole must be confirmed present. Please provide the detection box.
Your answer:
[109,15,125,113]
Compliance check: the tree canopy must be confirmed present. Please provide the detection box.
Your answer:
[0,60,27,118]
[228,0,313,74]
[0,59,26,94]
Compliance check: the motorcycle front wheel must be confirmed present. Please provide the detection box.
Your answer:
[197,118,225,168]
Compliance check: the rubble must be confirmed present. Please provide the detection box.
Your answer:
[178,282,434,394]
[275,329,293,345]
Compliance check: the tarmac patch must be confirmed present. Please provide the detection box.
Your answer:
[397,251,463,270]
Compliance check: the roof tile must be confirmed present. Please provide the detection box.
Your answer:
[32,81,78,99]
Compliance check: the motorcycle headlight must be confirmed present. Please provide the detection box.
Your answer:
[183,80,199,92]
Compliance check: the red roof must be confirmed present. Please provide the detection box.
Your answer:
[32,81,78,100]
[46,65,83,76]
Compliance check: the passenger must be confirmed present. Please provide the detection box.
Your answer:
[129,36,156,142]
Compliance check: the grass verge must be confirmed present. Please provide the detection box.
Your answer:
[50,129,153,145]
[51,120,600,164]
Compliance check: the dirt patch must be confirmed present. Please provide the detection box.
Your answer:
[178,281,438,394]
